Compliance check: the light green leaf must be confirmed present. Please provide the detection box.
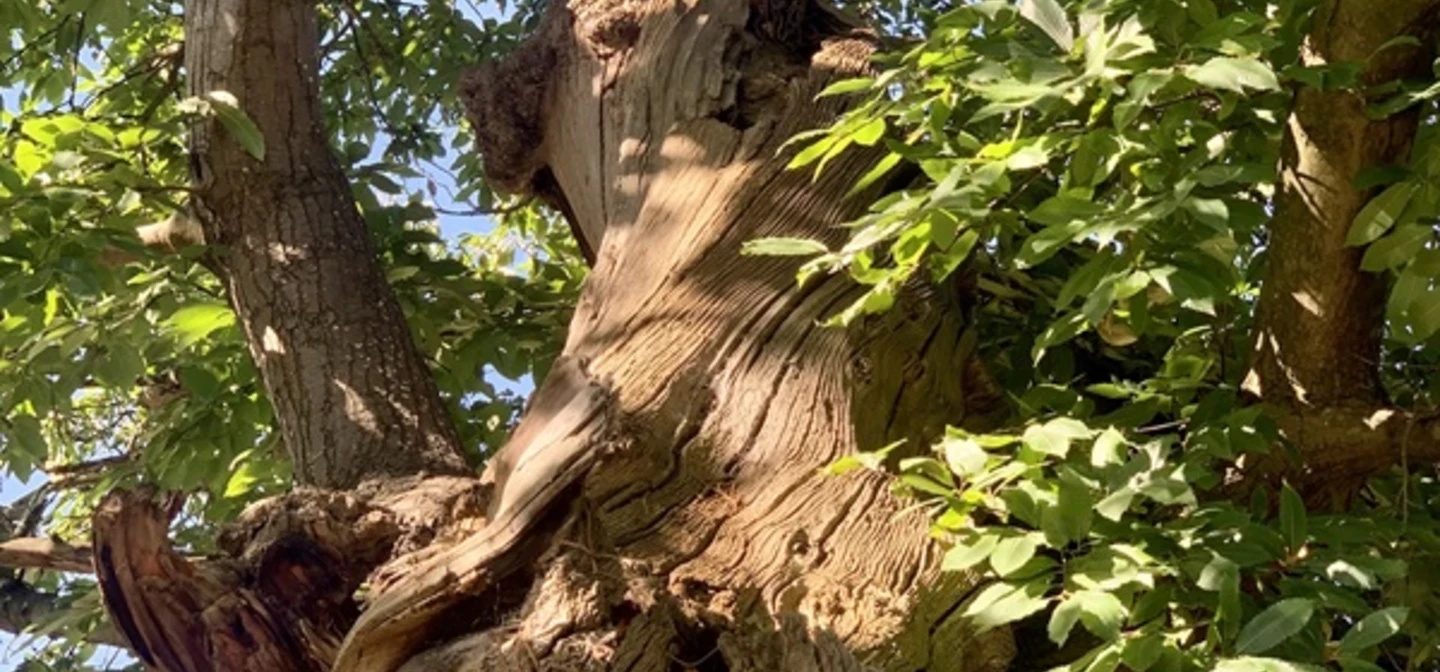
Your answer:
[852,118,886,147]
[1235,598,1315,655]
[1022,418,1093,459]
[205,91,266,161]
[1214,658,1330,672]
[964,578,1053,630]
[1019,0,1074,52]
[741,238,829,257]
[1095,487,1136,521]
[1338,607,1408,655]
[1076,590,1127,641]
[943,531,1000,573]
[817,77,874,98]
[224,452,263,498]
[165,303,236,348]
[943,437,989,479]
[1185,57,1280,93]
[1091,428,1127,467]
[990,534,1040,577]
[1347,182,1418,246]
[1048,596,1082,645]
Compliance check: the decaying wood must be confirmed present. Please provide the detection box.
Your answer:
[98,1,1012,671]
[341,1,1011,670]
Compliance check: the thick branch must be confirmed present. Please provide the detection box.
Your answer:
[1246,0,1440,407]
[1232,404,1440,506]
[0,537,93,574]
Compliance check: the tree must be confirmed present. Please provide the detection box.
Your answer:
[4,0,1440,670]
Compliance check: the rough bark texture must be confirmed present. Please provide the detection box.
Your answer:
[338,1,1010,670]
[95,1,1010,670]
[184,0,469,489]
[1246,0,1437,408]
[1240,0,1440,500]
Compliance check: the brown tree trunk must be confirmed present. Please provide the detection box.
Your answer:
[92,1,1014,671]
[185,0,471,489]
[1240,0,1440,502]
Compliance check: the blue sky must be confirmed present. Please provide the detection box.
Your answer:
[0,2,532,667]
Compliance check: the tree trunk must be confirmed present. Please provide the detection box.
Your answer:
[185,0,471,489]
[1239,0,1440,503]
[92,1,1016,671]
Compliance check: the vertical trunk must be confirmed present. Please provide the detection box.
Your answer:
[1245,1,1435,408]
[185,0,469,488]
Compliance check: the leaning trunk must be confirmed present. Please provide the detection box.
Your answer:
[94,1,1015,671]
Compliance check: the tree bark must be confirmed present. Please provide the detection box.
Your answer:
[93,1,1014,671]
[184,0,470,489]
[1241,0,1440,500]
[340,1,1009,670]
[1246,0,1437,407]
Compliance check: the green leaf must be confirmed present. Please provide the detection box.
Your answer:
[741,238,829,257]
[1338,607,1408,655]
[852,118,886,147]
[816,77,874,98]
[1278,483,1306,551]
[1095,487,1136,521]
[943,531,1000,573]
[964,578,1053,631]
[1185,57,1280,93]
[943,437,989,479]
[1018,0,1074,52]
[1048,596,1082,645]
[1091,428,1127,467]
[165,303,236,348]
[1347,182,1418,246]
[1235,598,1315,655]
[224,452,263,498]
[205,91,266,161]
[1361,224,1432,271]
[1076,590,1127,641]
[1022,418,1092,459]
[1214,658,1330,672]
[1121,633,1165,672]
[1043,477,1093,545]
[990,534,1040,577]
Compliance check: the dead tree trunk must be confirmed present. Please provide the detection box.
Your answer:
[93,1,1013,671]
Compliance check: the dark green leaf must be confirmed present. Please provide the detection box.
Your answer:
[1235,598,1315,655]
[1338,607,1408,655]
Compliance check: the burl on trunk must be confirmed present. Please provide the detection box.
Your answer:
[93,2,1013,671]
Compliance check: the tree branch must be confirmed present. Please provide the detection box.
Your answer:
[0,538,94,574]
[1231,403,1440,506]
